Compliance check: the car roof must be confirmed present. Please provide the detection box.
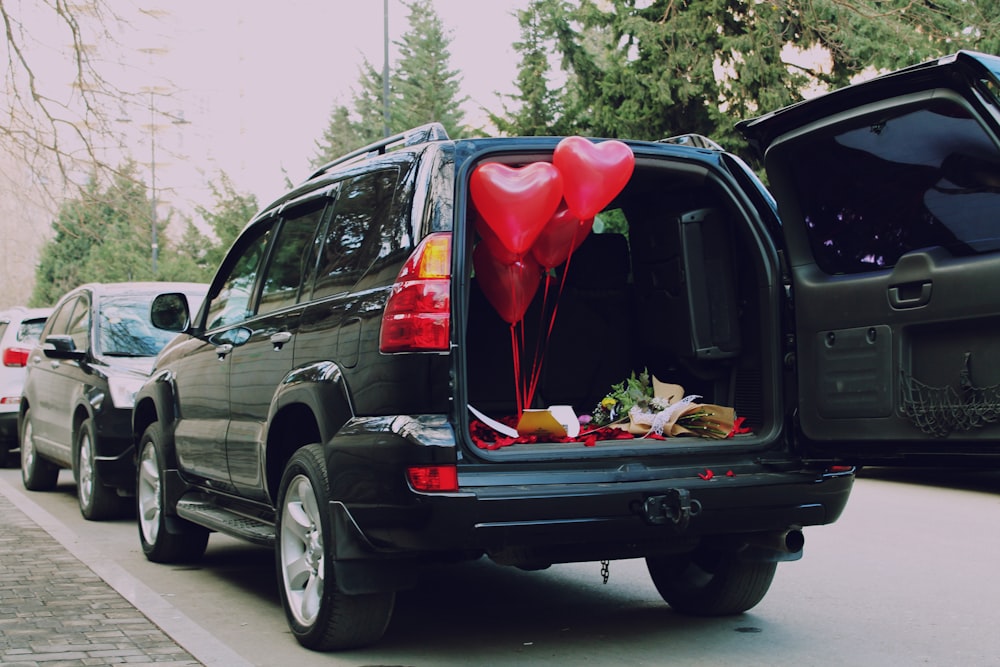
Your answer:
[61,282,209,300]
[0,306,54,323]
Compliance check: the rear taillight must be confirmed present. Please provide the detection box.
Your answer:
[407,465,459,492]
[380,232,452,353]
[2,347,29,367]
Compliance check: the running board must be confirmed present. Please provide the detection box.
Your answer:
[176,497,276,547]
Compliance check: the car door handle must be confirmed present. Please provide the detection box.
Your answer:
[216,343,233,360]
[888,281,931,309]
[270,331,292,350]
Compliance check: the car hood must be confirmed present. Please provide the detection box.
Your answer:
[736,51,1000,160]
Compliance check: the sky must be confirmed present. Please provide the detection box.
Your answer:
[122,1,531,212]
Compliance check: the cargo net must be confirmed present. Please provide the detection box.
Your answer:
[900,354,1000,437]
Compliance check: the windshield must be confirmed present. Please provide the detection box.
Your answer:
[98,295,178,357]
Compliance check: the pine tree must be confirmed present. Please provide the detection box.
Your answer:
[490,0,568,136]
[498,0,1000,158]
[314,0,469,165]
[390,0,468,137]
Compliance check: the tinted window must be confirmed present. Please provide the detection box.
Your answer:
[258,201,328,315]
[66,296,90,351]
[206,220,274,329]
[312,169,399,299]
[785,99,1000,274]
[44,301,75,338]
[99,295,176,357]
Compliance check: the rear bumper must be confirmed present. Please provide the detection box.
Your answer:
[332,466,854,563]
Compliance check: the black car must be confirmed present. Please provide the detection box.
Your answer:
[20,281,208,520]
[135,51,1000,651]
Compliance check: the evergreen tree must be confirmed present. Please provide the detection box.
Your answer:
[194,172,260,272]
[490,0,569,136]
[314,0,469,166]
[499,0,1000,158]
[30,163,154,305]
[390,0,468,137]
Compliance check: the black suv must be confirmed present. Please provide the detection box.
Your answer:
[136,51,1000,651]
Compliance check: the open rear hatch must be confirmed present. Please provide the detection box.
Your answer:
[458,143,788,463]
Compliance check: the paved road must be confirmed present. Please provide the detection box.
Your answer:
[4,466,1000,666]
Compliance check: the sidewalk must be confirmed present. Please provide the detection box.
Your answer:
[0,477,252,667]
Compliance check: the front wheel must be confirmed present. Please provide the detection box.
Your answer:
[21,409,59,491]
[137,422,208,563]
[646,549,777,616]
[77,418,124,520]
[276,444,395,651]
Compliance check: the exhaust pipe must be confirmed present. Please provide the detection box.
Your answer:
[743,528,805,561]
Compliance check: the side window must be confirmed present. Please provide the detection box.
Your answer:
[66,295,91,351]
[786,98,1000,274]
[205,220,274,330]
[313,169,399,299]
[258,200,328,315]
[44,301,75,338]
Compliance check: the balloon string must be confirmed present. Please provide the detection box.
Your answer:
[510,322,522,418]
[523,272,552,410]
[524,221,589,408]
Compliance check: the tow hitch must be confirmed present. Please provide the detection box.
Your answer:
[642,489,701,531]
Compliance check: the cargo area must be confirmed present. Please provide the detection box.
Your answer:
[463,155,782,452]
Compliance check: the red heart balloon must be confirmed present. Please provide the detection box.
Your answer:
[473,242,542,324]
[473,210,520,265]
[531,204,594,270]
[553,137,635,221]
[470,161,564,256]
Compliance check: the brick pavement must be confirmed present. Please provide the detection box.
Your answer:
[0,489,201,666]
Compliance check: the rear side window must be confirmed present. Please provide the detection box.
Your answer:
[312,168,400,299]
[784,98,1000,274]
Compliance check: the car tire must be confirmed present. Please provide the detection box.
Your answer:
[77,418,123,521]
[137,422,209,563]
[646,549,777,616]
[20,409,59,491]
[276,444,395,651]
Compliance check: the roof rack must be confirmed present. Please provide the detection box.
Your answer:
[658,133,724,151]
[304,122,451,181]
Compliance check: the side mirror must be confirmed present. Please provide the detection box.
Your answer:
[43,335,87,361]
[150,293,191,332]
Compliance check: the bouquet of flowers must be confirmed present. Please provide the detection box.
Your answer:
[591,369,737,439]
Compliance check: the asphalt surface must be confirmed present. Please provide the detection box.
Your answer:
[0,475,252,667]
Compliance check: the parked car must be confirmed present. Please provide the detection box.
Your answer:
[0,306,53,466]
[19,282,208,520]
[134,51,1000,651]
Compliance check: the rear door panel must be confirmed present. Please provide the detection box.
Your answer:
[739,52,1000,462]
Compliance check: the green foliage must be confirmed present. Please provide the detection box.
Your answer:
[29,166,257,305]
[193,172,260,272]
[313,0,468,165]
[390,0,468,137]
[496,0,1000,164]
[30,163,154,305]
[592,368,654,425]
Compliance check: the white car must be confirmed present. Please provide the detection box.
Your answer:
[0,306,52,466]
